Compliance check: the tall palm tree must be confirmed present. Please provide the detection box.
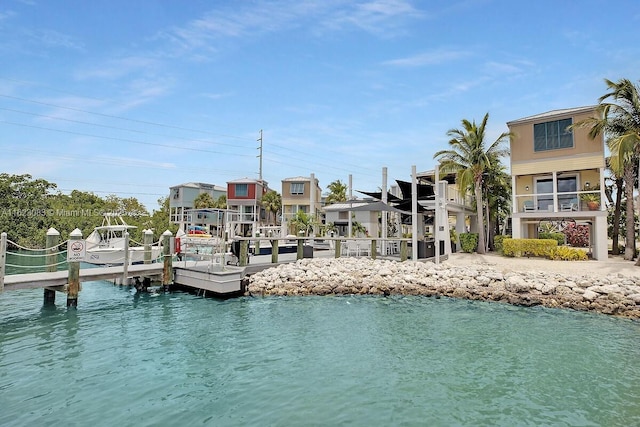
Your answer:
[483,159,511,250]
[573,78,640,261]
[605,150,624,256]
[325,180,348,204]
[434,112,511,254]
[261,190,281,225]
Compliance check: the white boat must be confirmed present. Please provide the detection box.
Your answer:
[85,214,162,265]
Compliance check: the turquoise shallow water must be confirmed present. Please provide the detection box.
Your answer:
[1,282,640,426]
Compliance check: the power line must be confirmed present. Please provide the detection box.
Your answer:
[0,93,255,141]
[0,120,256,158]
[0,107,255,150]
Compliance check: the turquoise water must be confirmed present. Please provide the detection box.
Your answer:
[1,283,640,426]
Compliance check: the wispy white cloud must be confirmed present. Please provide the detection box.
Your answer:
[200,92,233,101]
[113,78,173,112]
[160,0,424,57]
[75,56,160,80]
[383,48,470,67]
[321,0,423,36]
[24,28,83,50]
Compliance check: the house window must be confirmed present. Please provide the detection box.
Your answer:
[534,118,573,152]
[535,176,577,210]
[290,182,304,195]
[235,184,248,197]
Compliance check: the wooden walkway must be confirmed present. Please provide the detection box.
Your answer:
[3,262,198,291]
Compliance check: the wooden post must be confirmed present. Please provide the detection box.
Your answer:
[334,238,341,258]
[400,240,408,262]
[254,236,260,257]
[297,238,304,260]
[239,240,248,267]
[271,239,278,264]
[44,228,60,305]
[0,232,6,292]
[67,228,82,307]
[121,231,130,285]
[371,239,377,260]
[143,229,153,264]
[161,230,173,291]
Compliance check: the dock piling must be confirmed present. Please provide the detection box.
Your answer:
[161,230,173,292]
[270,239,278,264]
[122,231,130,285]
[239,241,248,267]
[143,229,153,264]
[67,228,82,307]
[44,228,60,305]
[400,240,408,261]
[334,238,341,258]
[371,239,377,260]
[297,238,304,260]
[0,232,6,292]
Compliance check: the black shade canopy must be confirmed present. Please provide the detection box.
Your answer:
[343,201,406,213]
[357,190,403,203]
[395,180,434,200]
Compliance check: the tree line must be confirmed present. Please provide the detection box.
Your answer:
[0,173,176,248]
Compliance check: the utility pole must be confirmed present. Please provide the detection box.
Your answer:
[257,129,263,181]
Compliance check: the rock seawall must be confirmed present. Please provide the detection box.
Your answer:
[247,258,640,319]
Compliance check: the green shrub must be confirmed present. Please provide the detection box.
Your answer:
[493,235,510,254]
[459,233,479,253]
[539,232,564,245]
[502,238,558,258]
[548,246,588,261]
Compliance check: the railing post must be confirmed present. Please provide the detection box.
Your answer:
[371,239,377,260]
[122,231,130,285]
[271,239,279,264]
[143,229,153,264]
[0,232,6,293]
[67,228,82,307]
[254,235,260,257]
[334,238,341,258]
[44,228,60,305]
[162,230,173,292]
[400,240,408,261]
[239,240,248,267]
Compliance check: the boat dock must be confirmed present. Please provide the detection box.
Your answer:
[1,228,446,306]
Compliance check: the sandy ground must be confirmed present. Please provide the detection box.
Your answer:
[442,252,640,279]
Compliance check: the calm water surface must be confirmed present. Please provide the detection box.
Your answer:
[1,281,640,426]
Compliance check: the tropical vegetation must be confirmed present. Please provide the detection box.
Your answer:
[0,173,176,247]
[573,78,640,261]
[261,190,282,226]
[325,180,348,204]
[434,112,511,254]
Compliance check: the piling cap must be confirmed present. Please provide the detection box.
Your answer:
[46,227,60,236]
[162,230,173,236]
[70,228,83,237]
[144,229,153,235]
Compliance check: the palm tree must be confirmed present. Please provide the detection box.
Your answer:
[605,150,624,256]
[434,112,511,254]
[483,159,511,250]
[193,193,216,209]
[572,78,640,261]
[325,180,348,204]
[289,210,315,236]
[261,190,281,225]
[214,195,227,209]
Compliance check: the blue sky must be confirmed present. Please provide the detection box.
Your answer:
[1,0,639,212]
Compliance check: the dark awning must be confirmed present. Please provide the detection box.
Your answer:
[343,201,406,213]
[356,190,403,203]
